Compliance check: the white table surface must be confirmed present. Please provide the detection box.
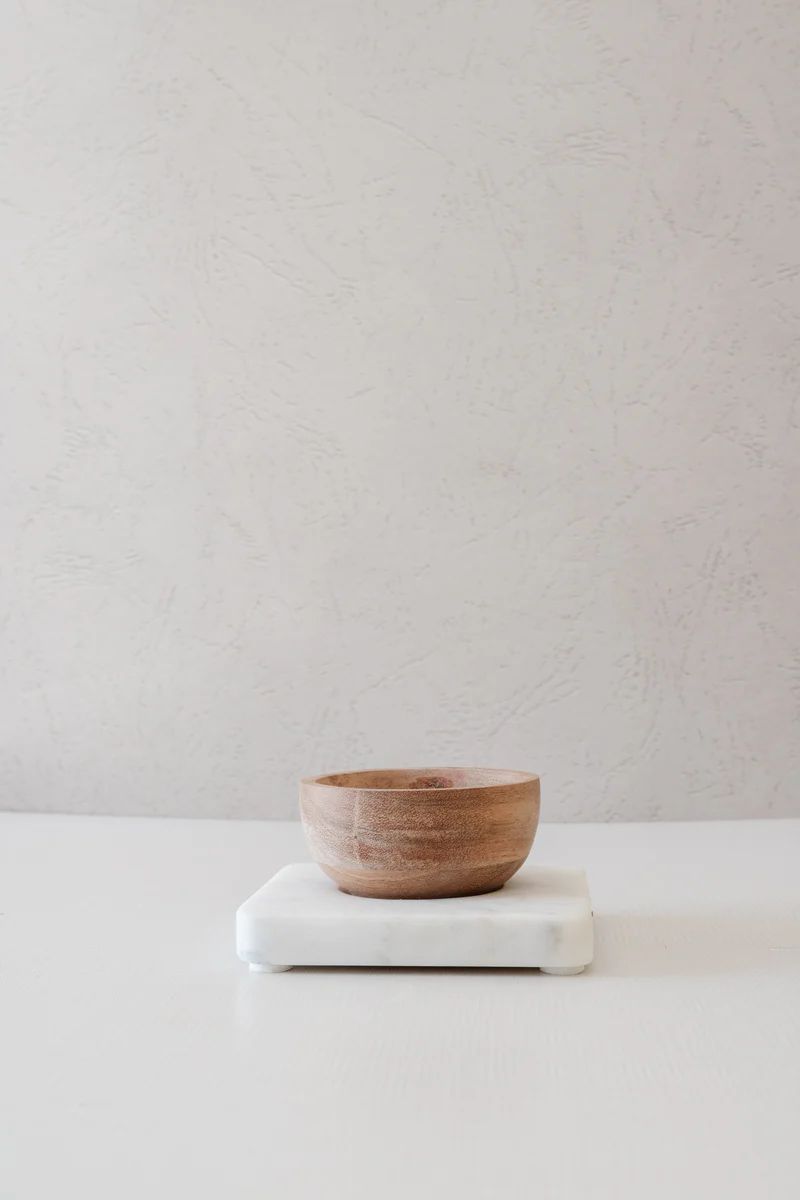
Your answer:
[2,814,799,1200]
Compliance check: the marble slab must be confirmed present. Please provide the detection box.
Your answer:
[236,863,593,973]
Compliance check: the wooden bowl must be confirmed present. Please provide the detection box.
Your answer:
[299,767,540,899]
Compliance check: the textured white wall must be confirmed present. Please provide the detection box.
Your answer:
[2,2,799,821]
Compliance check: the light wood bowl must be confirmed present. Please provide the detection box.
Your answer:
[299,768,540,899]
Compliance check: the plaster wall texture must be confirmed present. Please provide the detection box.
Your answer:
[2,2,798,819]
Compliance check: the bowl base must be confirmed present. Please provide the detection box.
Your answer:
[338,881,507,900]
[320,859,526,901]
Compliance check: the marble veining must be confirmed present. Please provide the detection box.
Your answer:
[236,863,593,972]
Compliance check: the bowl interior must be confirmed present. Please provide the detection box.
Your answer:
[306,767,537,792]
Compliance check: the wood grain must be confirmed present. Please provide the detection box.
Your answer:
[299,767,540,898]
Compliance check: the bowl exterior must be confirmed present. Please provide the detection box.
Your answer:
[299,774,540,899]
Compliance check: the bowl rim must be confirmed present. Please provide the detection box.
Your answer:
[301,767,539,793]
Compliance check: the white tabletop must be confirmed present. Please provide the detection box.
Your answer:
[2,813,799,1199]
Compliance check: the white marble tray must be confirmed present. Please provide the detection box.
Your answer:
[236,863,593,973]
